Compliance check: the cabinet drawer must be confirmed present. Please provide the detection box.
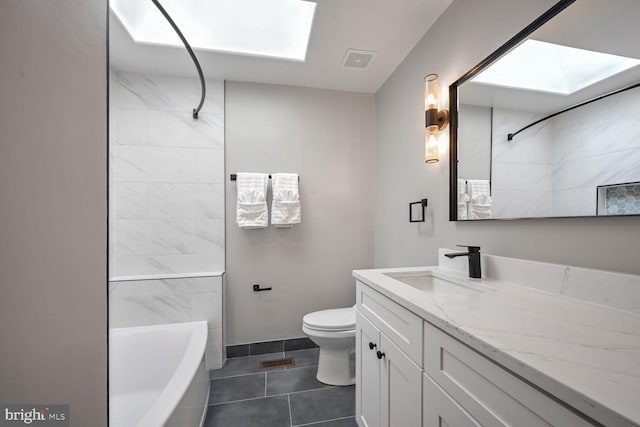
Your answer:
[424,322,593,426]
[423,373,481,427]
[356,281,422,366]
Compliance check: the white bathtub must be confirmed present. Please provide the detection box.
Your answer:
[109,321,210,427]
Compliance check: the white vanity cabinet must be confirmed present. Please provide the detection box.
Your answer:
[355,280,597,427]
[356,282,422,427]
[422,322,594,427]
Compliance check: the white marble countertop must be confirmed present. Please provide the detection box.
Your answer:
[353,266,640,427]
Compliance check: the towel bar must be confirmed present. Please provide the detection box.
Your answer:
[230,174,300,181]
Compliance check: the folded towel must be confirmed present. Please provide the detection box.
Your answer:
[457,203,468,220]
[467,179,491,199]
[236,173,269,229]
[271,173,301,227]
[457,179,470,203]
[457,179,469,219]
[457,179,467,195]
[468,193,493,219]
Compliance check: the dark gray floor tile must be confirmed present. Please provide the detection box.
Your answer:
[266,366,330,395]
[286,348,319,368]
[250,340,284,355]
[205,395,290,427]
[210,352,285,379]
[210,373,265,404]
[226,344,250,358]
[289,386,355,425]
[296,417,358,427]
[285,337,317,351]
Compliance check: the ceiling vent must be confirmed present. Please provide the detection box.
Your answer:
[341,49,377,71]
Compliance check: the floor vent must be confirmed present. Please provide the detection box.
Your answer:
[259,357,295,369]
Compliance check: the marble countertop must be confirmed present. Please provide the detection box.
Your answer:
[353,266,640,427]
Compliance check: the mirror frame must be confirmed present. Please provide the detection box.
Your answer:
[448,0,576,221]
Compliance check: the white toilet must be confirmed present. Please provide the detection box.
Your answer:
[302,306,356,386]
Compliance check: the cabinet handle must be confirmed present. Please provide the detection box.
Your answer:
[376,351,385,360]
[369,342,377,350]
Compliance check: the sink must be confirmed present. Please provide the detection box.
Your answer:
[383,271,493,295]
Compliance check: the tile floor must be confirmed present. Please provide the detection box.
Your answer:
[205,348,357,427]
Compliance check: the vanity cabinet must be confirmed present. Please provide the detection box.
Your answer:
[355,280,597,427]
[356,284,422,427]
[423,321,593,427]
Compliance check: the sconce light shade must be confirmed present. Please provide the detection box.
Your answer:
[425,127,440,163]
[424,73,440,111]
[424,73,449,164]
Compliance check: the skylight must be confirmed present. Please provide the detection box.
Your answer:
[471,39,640,95]
[110,0,317,62]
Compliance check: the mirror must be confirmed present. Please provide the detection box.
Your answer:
[449,0,640,221]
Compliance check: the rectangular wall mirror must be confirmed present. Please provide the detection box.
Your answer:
[449,0,640,221]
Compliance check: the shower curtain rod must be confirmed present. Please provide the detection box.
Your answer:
[507,81,640,141]
[151,0,206,119]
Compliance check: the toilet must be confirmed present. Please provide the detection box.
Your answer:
[302,306,356,386]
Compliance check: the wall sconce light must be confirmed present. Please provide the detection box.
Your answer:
[424,73,449,163]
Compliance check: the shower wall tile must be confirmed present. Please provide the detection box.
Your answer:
[115,219,197,257]
[114,145,197,183]
[115,109,147,145]
[491,163,549,191]
[549,86,640,216]
[195,219,225,253]
[114,255,148,277]
[206,327,224,370]
[147,110,224,148]
[114,72,199,111]
[148,253,224,275]
[114,183,147,219]
[491,108,552,218]
[109,275,224,369]
[110,71,225,278]
[191,292,223,328]
[196,149,225,183]
[139,276,219,295]
[147,183,224,219]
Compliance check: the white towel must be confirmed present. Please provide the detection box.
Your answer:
[467,179,490,200]
[468,192,493,220]
[236,173,269,229]
[457,179,469,220]
[458,203,468,220]
[271,173,301,227]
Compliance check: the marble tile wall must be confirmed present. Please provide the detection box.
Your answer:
[109,71,225,278]
[491,108,552,218]
[109,275,224,370]
[438,249,640,314]
[549,87,640,216]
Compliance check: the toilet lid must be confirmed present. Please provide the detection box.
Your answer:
[303,307,355,331]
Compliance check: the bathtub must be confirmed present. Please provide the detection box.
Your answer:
[109,321,210,427]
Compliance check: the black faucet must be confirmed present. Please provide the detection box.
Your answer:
[445,245,481,278]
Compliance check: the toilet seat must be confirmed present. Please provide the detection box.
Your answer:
[302,307,355,332]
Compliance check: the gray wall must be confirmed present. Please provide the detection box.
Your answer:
[225,82,375,344]
[0,1,107,425]
[458,104,491,181]
[374,0,640,275]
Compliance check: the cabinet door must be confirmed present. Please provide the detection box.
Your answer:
[380,334,422,427]
[356,310,381,427]
[423,374,481,427]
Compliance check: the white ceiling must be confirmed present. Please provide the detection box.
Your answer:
[110,0,453,94]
